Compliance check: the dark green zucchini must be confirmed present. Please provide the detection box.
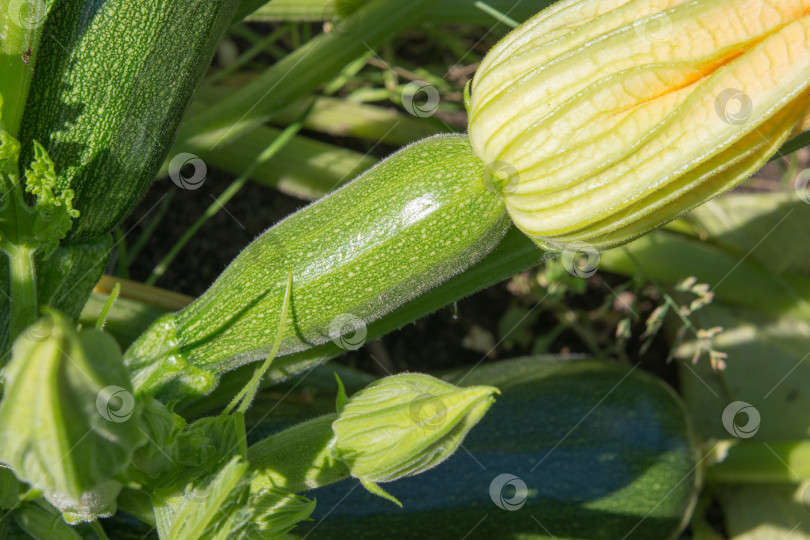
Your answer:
[295,358,700,539]
[19,0,239,242]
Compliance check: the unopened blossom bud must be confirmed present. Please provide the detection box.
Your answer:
[331,373,497,504]
[0,311,143,520]
[468,0,810,249]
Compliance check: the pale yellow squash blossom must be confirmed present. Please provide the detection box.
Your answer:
[468,0,810,249]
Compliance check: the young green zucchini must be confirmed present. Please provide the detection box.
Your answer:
[125,135,508,402]
[19,0,239,242]
[295,358,700,540]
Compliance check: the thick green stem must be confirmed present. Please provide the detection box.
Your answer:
[0,1,49,136]
[706,440,810,484]
[248,414,348,494]
[8,245,36,344]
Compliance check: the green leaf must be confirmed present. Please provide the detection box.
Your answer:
[142,412,247,499]
[600,229,810,321]
[154,455,315,540]
[0,466,22,509]
[719,485,810,539]
[0,311,143,517]
[679,303,810,536]
[11,499,82,540]
[335,374,348,414]
[680,193,810,277]
[359,478,401,508]
[679,305,810,440]
[154,457,248,540]
[604,191,810,537]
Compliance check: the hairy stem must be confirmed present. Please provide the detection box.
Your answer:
[248,414,348,494]
[7,245,36,347]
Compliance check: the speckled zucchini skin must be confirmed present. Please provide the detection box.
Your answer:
[125,135,509,402]
[19,0,239,241]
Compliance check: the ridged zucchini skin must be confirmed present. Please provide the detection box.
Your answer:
[19,0,239,242]
[125,135,509,402]
[297,359,700,540]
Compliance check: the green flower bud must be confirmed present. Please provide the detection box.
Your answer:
[331,373,497,505]
[468,0,810,249]
[0,312,144,520]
